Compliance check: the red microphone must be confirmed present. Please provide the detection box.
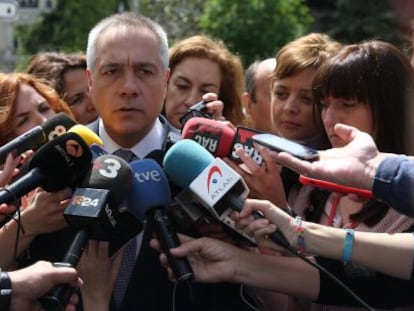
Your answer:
[181,117,264,165]
[181,117,234,158]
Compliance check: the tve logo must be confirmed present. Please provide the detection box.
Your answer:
[134,169,162,183]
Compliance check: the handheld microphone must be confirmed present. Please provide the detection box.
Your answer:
[0,113,76,164]
[129,159,194,283]
[79,154,142,255]
[230,126,264,165]
[179,100,213,127]
[0,132,92,204]
[163,139,290,249]
[39,154,140,311]
[182,117,264,166]
[10,123,104,184]
[68,124,104,147]
[181,117,234,158]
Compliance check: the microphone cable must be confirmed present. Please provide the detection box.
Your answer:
[279,241,375,311]
[0,187,26,263]
[172,278,199,311]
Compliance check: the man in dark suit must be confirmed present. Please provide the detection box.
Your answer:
[79,12,259,311]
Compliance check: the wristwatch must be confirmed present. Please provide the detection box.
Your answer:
[0,268,11,311]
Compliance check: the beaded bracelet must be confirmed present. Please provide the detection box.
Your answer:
[294,216,306,253]
[342,228,355,264]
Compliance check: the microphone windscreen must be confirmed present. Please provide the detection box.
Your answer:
[144,149,165,166]
[163,139,213,188]
[30,132,92,191]
[81,154,132,206]
[69,124,104,147]
[129,159,171,221]
[42,113,77,142]
[181,117,235,157]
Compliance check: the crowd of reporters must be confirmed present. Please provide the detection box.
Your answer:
[1,9,414,311]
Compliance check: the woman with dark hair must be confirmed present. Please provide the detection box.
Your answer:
[26,52,97,124]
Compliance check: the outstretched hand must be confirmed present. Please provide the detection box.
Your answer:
[150,234,241,283]
[273,124,388,190]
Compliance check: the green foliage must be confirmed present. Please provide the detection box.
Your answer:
[15,0,119,57]
[140,0,204,44]
[310,0,401,46]
[199,0,313,66]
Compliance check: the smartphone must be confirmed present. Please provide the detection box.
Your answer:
[252,133,319,161]
[299,175,373,198]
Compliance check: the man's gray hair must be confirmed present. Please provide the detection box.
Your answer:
[86,12,169,73]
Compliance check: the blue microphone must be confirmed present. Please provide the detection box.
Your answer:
[163,139,290,249]
[129,159,194,282]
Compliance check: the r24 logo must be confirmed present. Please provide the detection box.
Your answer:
[71,196,100,207]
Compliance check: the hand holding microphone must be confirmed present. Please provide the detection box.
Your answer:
[0,113,77,164]
[39,154,141,311]
[163,139,290,249]
[129,159,194,283]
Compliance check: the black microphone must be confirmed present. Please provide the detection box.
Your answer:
[39,154,141,311]
[80,153,143,255]
[0,132,92,204]
[0,113,76,164]
[129,159,194,282]
[163,139,290,249]
[179,100,213,127]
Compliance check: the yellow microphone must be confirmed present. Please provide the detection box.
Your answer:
[68,124,104,147]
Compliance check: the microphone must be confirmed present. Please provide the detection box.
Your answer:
[230,126,264,165]
[163,139,290,249]
[0,112,76,163]
[179,100,214,127]
[39,154,142,311]
[129,159,194,283]
[9,123,104,185]
[181,117,234,158]
[79,154,142,255]
[182,117,264,166]
[67,124,104,147]
[0,132,92,204]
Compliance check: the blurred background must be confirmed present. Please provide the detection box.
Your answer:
[0,0,413,72]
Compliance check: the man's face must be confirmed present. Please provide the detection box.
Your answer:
[87,27,169,147]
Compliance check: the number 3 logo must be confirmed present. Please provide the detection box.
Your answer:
[99,158,121,179]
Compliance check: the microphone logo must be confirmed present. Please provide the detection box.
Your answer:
[65,139,84,158]
[47,125,69,141]
[71,195,99,207]
[207,165,222,193]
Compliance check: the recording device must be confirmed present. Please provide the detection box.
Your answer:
[252,133,319,161]
[229,126,264,166]
[0,132,92,204]
[129,159,194,282]
[68,124,104,147]
[179,100,213,127]
[299,175,373,198]
[79,154,142,255]
[39,154,141,311]
[9,123,104,184]
[164,139,260,247]
[181,117,235,158]
[0,112,76,164]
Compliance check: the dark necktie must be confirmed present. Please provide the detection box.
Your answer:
[112,149,138,307]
